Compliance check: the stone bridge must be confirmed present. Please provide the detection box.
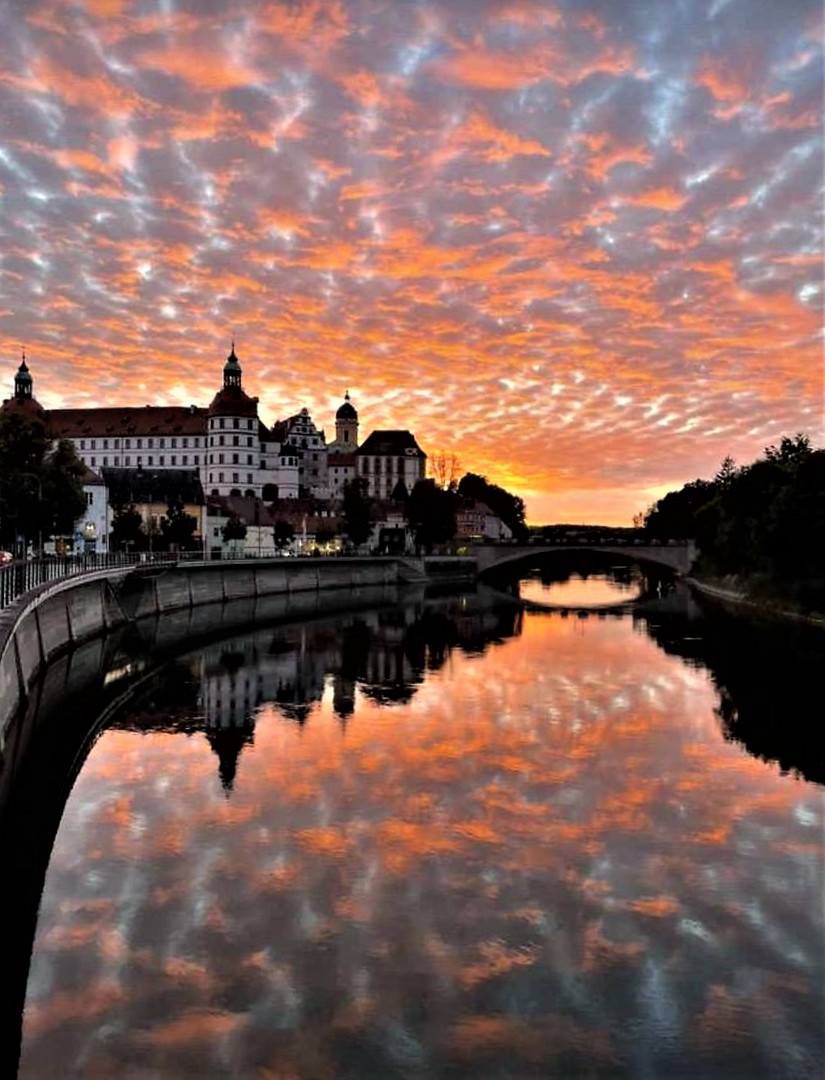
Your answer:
[473,540,697,577]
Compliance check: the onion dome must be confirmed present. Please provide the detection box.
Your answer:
[2,350,46,421]
[207,343,258,418]
[336,390,357,420]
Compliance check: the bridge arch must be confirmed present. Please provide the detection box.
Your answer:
[472,542,696,578]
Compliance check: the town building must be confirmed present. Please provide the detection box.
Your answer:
[355,430,427,500]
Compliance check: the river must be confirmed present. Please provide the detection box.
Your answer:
[12,570,825,1079]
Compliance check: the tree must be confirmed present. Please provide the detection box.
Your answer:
[273,519,295,550]
[430,451,462,490]
[110,504,146,552]
[407,479,457,553]
[161,499,199,551]
[221,514,247,542]
[0,411,85,551]
[457,472,528,542]
[342,477,372,548]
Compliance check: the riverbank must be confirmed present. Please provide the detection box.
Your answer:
[687,574,825,627]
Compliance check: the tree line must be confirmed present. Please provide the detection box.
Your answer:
[642,434,824,610]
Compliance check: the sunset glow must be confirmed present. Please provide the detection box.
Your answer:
[1,0,822,523]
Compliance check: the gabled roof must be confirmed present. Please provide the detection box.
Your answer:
[356,430,425,457]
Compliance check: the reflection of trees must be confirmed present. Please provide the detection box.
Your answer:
[636,600,825,786]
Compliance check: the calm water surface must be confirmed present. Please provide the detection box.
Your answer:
[18,585,825,1079]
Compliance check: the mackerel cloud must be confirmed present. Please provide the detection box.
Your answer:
[0,0,821,522]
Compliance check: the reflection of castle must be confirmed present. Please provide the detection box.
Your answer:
[112,591,524,792]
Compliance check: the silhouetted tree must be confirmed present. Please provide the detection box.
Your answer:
[160,499,199,551]
[110,504,146,551]
[457,472,528,541]
[342,477,372,548]
[221,514,247,542]
[273,519,295,550]
[407,479,457,553]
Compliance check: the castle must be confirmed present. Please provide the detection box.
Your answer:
[3,347,427,507]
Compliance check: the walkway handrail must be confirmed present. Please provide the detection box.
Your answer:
[0,552,186,610]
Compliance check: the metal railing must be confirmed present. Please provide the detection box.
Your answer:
[0,552,184,611]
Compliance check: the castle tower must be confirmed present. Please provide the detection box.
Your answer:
[14,352,33,400]
[206,344,261,497]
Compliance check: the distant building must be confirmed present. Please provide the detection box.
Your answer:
[356,430,427,500]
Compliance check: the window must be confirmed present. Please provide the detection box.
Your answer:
[80,439,86,450]
[247,436,252,447]
[103,439,109,449]
[247,455,252,465]
[91,457,96,467]
[219,435,225,446]
[159,438,165,448]
[219,419,225,429]
[233,473,239,482]
[182,455,188,465]
[124,439,130,448]
[103,456,108,466]
[232,453,239,464]
[114,439,120,449]
[219,472,224,482]
[137,438,143,449]
[148,456,153,465]
[171,438,177,448]
[194,455,199,464]
[219,453,224,464]
[159,455,165,465]
[233,418,239,429]
[148,438,154,448]
[248,419,253,430]
[183,438,188,448]
[247,474,253,483]
[125,456,131,466]
[86,492,93,505]
[171,455,177,465]
[233,435,239,446]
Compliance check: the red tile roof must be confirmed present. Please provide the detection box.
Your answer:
[49,405,208,437]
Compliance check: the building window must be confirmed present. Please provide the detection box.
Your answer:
[182,455,188,465]
[247,436,252,447]
[219,453,224,464]
[124,438,130,448]
[147,456,153,465]
[219,435,225,446]
[148,438,153,448]
[114,439,120,449]
[183,437,188,448]
[247,455,252,465]
[233,419,239,429]
[159,456,165,465]
[103,439,109,449]
[171,455,177,465]
[247,474,253,483]
[80,439,86,450]
[219,472,224,482]
[194,455,199,464]
[248,419,253,430]
[136,438,142,449]
[219,419,225,429]
[171,438,177,448]
[103,456,108,466]
[125,456,131,466]
[91,457,96,467]
[233,472,239,482]
[86,491,93,505]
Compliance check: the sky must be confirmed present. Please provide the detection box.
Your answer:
[0,0,822,525]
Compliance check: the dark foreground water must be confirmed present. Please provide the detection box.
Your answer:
[16,583,825,1079]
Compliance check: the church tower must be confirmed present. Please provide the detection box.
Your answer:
[206,343,261,498]
[334,391,358,449]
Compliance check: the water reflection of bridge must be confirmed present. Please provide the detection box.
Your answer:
[517,584,705,620]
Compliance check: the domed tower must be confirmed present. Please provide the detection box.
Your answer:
[2,351,46,421]
[206,343,261,497]
[334,391,358,449]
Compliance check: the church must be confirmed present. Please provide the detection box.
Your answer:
[2,347,428,551]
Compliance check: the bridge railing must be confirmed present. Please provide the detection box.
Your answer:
[0,552,187,611]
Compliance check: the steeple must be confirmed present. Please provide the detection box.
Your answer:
[223,340,242,390]
[334,389,358,448]
[14,349,33,400]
